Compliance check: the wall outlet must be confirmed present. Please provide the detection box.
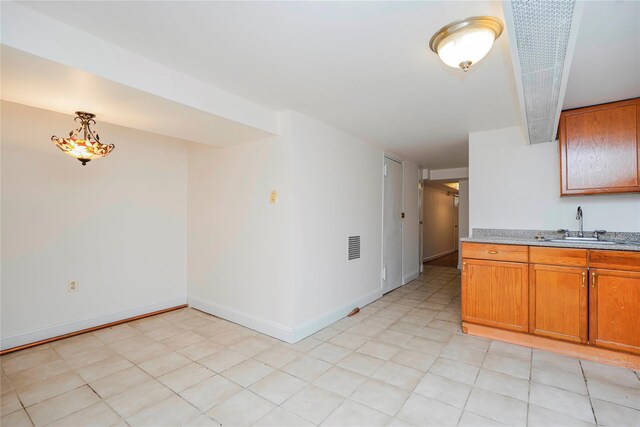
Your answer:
[68,280,78,292]
[270,190,277,204]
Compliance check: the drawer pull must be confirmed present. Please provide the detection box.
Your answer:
[488,250,499,254]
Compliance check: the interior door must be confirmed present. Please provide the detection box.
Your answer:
[418,181,424,273]
[383,157,403,292]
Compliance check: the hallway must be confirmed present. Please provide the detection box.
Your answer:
[424,251,459,268]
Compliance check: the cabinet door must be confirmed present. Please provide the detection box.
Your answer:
[559,98,640,195]
[530,265,588,343]
[462,259,528,332]
[590,269,640,355]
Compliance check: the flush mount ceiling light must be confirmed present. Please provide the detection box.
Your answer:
[429,16,503,72]
[51,112,115,166]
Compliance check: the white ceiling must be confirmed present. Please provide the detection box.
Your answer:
[563,1,640,109]
[21,1,522,169]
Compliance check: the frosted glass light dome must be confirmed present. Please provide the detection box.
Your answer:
[430,17,503,72]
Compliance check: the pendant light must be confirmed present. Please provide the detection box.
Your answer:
[51,112,115,165]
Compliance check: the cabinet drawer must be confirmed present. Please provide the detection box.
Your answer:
[530,247,587,267]
[589,250,640,272]
[462,242,528,263]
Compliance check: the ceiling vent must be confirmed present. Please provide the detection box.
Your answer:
[348,236,361,261]
[503,0,584,144]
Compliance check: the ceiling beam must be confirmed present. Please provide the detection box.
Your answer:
[423,167,469,181]
[502,0,584,144]
[1,2,280,137]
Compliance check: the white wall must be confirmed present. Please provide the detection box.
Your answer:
[1,102,188,349]
[422,185,456,260]
[469,126,640,233]
[458,179,469,268]
[458,180,470,239]
[402,161,421,283]
[290,112,384,339]
[187,111,393,342]
[187,114,293,340]
[2,103,419,348]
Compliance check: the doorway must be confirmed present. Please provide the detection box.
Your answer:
[383,156,403,293]
[421,180,459,268]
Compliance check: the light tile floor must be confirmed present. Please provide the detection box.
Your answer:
[1,266,639,426]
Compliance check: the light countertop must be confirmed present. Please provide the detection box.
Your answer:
[462,229,640,252]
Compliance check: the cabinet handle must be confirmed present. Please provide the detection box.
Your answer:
[592,272,597,288]
[462,262,466,273]
[582,272,586,288]
[488,250,499,254]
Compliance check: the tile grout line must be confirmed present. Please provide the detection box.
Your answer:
[456,328,490,427]
[580,361,599,426]
[525,344,533,427]
[23,343,92,426]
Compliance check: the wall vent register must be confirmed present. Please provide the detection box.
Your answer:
[348,236,361,260]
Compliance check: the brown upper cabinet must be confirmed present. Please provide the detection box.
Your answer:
[559,97,640,196]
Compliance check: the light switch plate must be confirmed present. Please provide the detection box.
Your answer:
[270,190,277,204]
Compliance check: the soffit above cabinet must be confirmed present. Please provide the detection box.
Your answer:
[503,0,584,145]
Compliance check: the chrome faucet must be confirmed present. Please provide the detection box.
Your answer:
[576,206,583,238]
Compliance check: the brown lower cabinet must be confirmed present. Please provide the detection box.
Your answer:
[590,268,640,355]
[462,243,640,360]
[462,259,528,333]
[530,264,588,344]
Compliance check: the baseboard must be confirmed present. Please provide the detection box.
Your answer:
[423,249,456,262]
[291,288,383,343]
[463,321,640,371]
[0,297,187,351]
[188,296,294,343]
[402,269,420,285]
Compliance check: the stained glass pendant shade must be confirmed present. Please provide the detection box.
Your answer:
[51,111,115,165]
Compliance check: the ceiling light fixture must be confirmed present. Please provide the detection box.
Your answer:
[429,16,503,72]
[51,111,115,166]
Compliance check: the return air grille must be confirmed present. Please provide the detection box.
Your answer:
[507,0,579,144]
[348,236,361,260]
